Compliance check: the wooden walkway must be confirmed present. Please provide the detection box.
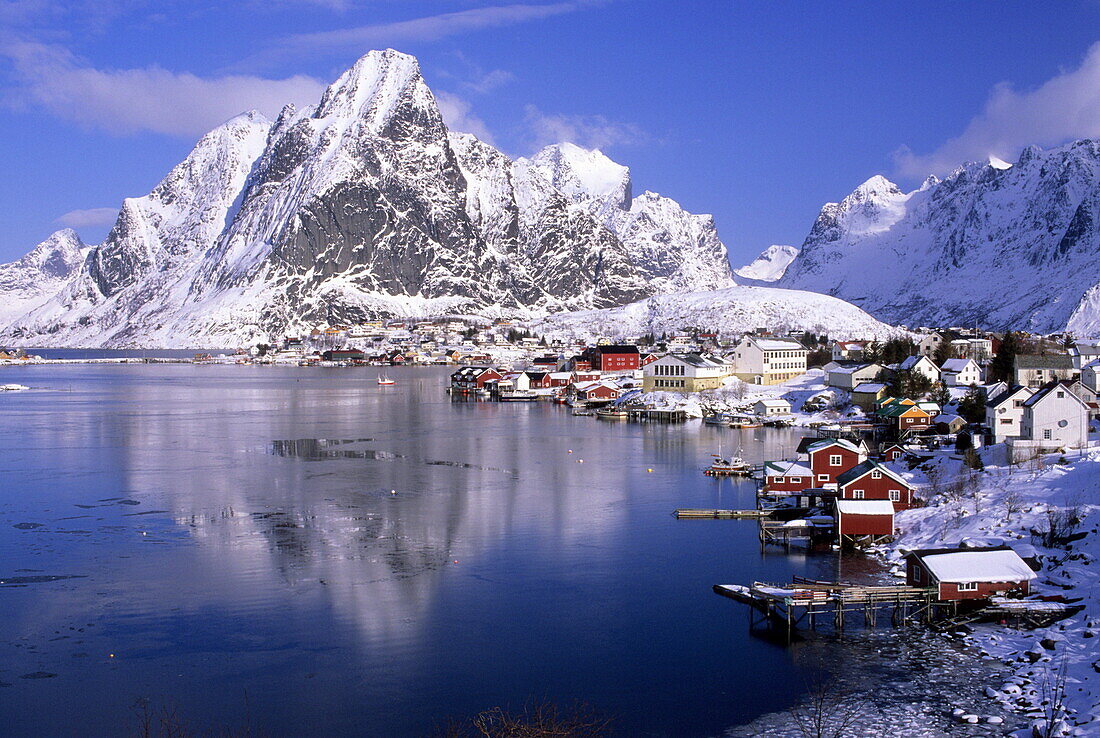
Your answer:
[674,509,770,519]
[714,580,943,637]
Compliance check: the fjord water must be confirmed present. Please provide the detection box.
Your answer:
[1,364,847,736]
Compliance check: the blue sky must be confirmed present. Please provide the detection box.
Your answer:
[3,1,1100,266]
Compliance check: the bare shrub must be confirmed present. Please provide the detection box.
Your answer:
[786,671,864,738]
[434,701,612,738]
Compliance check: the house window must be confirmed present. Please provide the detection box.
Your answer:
[790,477,801,484]
[1057,391,1064,398]
[851,490,865,499]
[829,454,842,466]
[1000,418,1012,424]
[1043,429,1052,440]
[818,474,828,481]
[871,470,882,479]
[889,490,901,502]
[911,566,921,582]
[957,582,978,592]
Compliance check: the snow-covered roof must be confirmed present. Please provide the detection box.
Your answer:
[940,358,975,372]
[835,459,910,488]
[911,548,1036,583]
[898,355,935,371]
[836,500,895,516]
[807,438,861,454]
[852,382,887,393]
[934,413,963,424]
[755,398,791,407]
[828,363,878,375]
[749,337,807,351]
[764,460,813,477]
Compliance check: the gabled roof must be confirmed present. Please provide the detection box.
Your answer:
[1023,382,1091,409]
[754,398,791,407]
[852,382,888,394]
[836,499,895,516]
[988,385,1033,408]
[764,460,813,478]
[807,438,861,455]
[899,355,937,372]
[835,459,911,488]
[828,362,882,375]
[906,546,1036,583]
[940,358,977,373]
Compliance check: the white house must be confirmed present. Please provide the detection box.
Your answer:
[898,354,941,384]
[752,398,792,416]
[1070,342,1100,372]
[940,358,982,387]
[918,332,943,357]
[826,363,884,391]
[1081,359,1100,394]
[985,386,1034,443]
[643,353,730,392]
[730,336,808,385]
[831,341,866,362]
[1014,383,1090,454]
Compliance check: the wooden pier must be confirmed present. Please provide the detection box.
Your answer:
[674,508,771,519]
[713,580,943,638]
[626,408,688,422]
[758,519,834,550]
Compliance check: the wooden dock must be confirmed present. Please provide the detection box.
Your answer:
[713,580,942,637]
[674,508,770,519]
[627,408,688,422]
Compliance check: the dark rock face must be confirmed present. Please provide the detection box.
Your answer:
[0,50,733,347]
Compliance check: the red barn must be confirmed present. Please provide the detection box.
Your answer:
[807,439,866,488]
[835,499,895,541]
[905,547,1036,601]
[836,460,915,511]
[762,461,814,493]
[582,345,641,372]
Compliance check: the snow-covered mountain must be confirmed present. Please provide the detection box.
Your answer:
[734,244,799,283]
[528,284,898,342]
[780,141,1100,336]
[0,229,88,327]
[0,50,739,348]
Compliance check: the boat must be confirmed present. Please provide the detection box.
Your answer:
[727,414,762,429]
[1,383,29,392]
[703,412,732,426]
[595,406,629,420]
[704,446,751,476]
[377,374,395,386]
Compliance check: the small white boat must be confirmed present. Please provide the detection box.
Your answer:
[0,384,29,392]
[377,375,395,386]
[704,446,750,476]
[595,406,629,420]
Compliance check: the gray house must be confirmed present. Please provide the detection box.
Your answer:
[1011,383,1090,457]
[1014,354,1075,389]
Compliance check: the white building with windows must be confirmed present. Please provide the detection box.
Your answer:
[898,354,941,384]
[642,354,730,392]
[985,386,1034,444]
[729,336,808,385]
[940,357,982,387]
[1013,383,1090,455]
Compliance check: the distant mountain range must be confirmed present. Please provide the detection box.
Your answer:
[4,49,1097,348]
[780,141,1100,336]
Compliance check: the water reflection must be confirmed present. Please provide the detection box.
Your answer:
[0,364,954,737]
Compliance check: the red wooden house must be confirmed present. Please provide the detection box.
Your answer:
[835,460,916,511]
[806,439,866,488]
[905,546,1036,601]
[450,366,503,391]
[582,345,641,372]
[762,461,814,493]
[568,380,620,402]
[881,444,908,462]
[835,499,895,541]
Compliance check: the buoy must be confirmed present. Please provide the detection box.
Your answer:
[390,489,396,495]
[568,450,573,453]
[578,459,584,463]
[647,468,653,472]
[453,560,459,564]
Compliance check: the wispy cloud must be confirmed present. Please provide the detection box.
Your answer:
[894,42,1100,178]
[435,90,496,145]
[54,206,118,228]
[523,104,647,151]
[245,2,582,68]
[2,40,326,137]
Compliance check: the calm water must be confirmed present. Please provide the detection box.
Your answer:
[0,365,885,735]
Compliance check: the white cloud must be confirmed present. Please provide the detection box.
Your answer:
[247,2,581,66]
[54,207,118,228]
[895,42,1100,178]
[435,90,496,144]
[2,41,326,137]
[523,104,646,151]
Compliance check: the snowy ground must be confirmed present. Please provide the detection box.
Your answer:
[871,446,1100,736]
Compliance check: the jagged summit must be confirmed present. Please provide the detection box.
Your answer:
[780,138,1100,335]
[0,49,738,347]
